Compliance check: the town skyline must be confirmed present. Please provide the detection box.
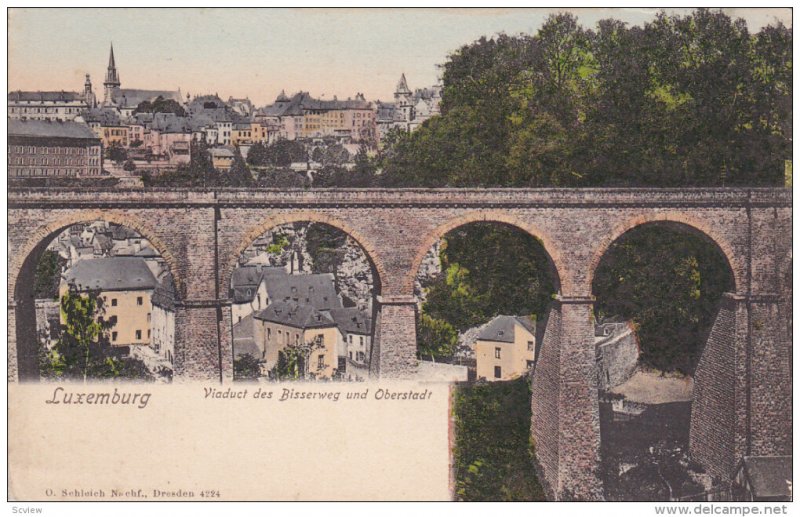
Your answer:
[9,7,791,106]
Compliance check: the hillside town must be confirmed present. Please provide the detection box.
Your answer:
[8,44,441,183]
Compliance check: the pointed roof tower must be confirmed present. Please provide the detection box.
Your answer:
[395,73,411,95]
[104,43,120,87]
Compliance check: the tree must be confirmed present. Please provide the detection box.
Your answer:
[322,144,350,166]
[256,169,309,188]
[248,139,307,168]
[305,223,346,274]
[33,250,65,300]
[421,224,556,333]
[134,95,187,117]
[381,9,791,188]
[417,313,458,360]
[123,159,137,172]
[107,143,127,165]
[453,378,545,501]
[270,339,325,381]
[234,353,263,380]
[226,146,254,187]
[592,225,734,373]
[40,288,153,382]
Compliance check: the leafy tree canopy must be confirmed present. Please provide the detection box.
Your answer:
[134,96,187,117]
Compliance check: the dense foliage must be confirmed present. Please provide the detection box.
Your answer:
[593,225,734,373]
[247,140,307,168]
[39,289,153,381]
[134,95,187,117]
[34,250,66,300]
[305,223,347,274]
[453,377,545,501]
[233,353,263,381]
[380,10,791,187]
[419,224,556,351]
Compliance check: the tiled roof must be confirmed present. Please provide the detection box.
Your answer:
[231,266,286,303]
[8,119,97,140]
[254,301,337,330]
[477,315,536,344]
[8,91,84,102]
[64,257,157,292]
[81,108,122,125]
[265,272,342,311]
[329,307,372,335]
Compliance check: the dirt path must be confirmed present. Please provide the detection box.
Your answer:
[609,370,693,404]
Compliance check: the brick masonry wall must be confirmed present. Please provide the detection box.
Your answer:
[531,304,561,499]
[173,305,222,382]
[556,299,603,500]
[690,295,740,481]
[373,300,418,379]
[749,300,792,457]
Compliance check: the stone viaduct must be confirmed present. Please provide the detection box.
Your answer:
[7,187,792,500]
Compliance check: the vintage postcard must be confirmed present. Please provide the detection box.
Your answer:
[5,6,793,509]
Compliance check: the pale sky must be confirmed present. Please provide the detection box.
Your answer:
[8,8,792,106]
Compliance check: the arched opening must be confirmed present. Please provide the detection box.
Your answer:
[229,221,380,382]
[14,220,179,383]
[414,220,560,501]
[591,221,735,500]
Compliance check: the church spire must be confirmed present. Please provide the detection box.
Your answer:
[105,43,120,87]
[103,43,121,106]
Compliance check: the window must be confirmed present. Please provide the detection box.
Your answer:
[135,330,142,340]
[348,335,353,344]
[317,355,325,370]
[112,331,118,342]
[267,328,271,340]
[494,366,502,379]
[147,313,151,323]
[495,347,501,359]
[111,298,117,306]
[109,315,117,325]
[360,336,364,346]
[147,330,151,339]
[527,341,534,351]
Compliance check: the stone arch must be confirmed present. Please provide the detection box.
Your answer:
[9,209,185,302]
[406,210,565,294]
[10,210,183,381]
[587,212,741,295]
[222,210,387,297]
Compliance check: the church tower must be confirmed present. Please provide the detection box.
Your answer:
[394,73,414,123]
[103,43,121,106]
[84,74,96,108]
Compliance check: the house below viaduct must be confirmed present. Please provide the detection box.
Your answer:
[8,187,792,500]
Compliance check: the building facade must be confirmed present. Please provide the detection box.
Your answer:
[253,301,344,379]
[60,257,158,347]
[475,315,536,381]
[8,119,103,178]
